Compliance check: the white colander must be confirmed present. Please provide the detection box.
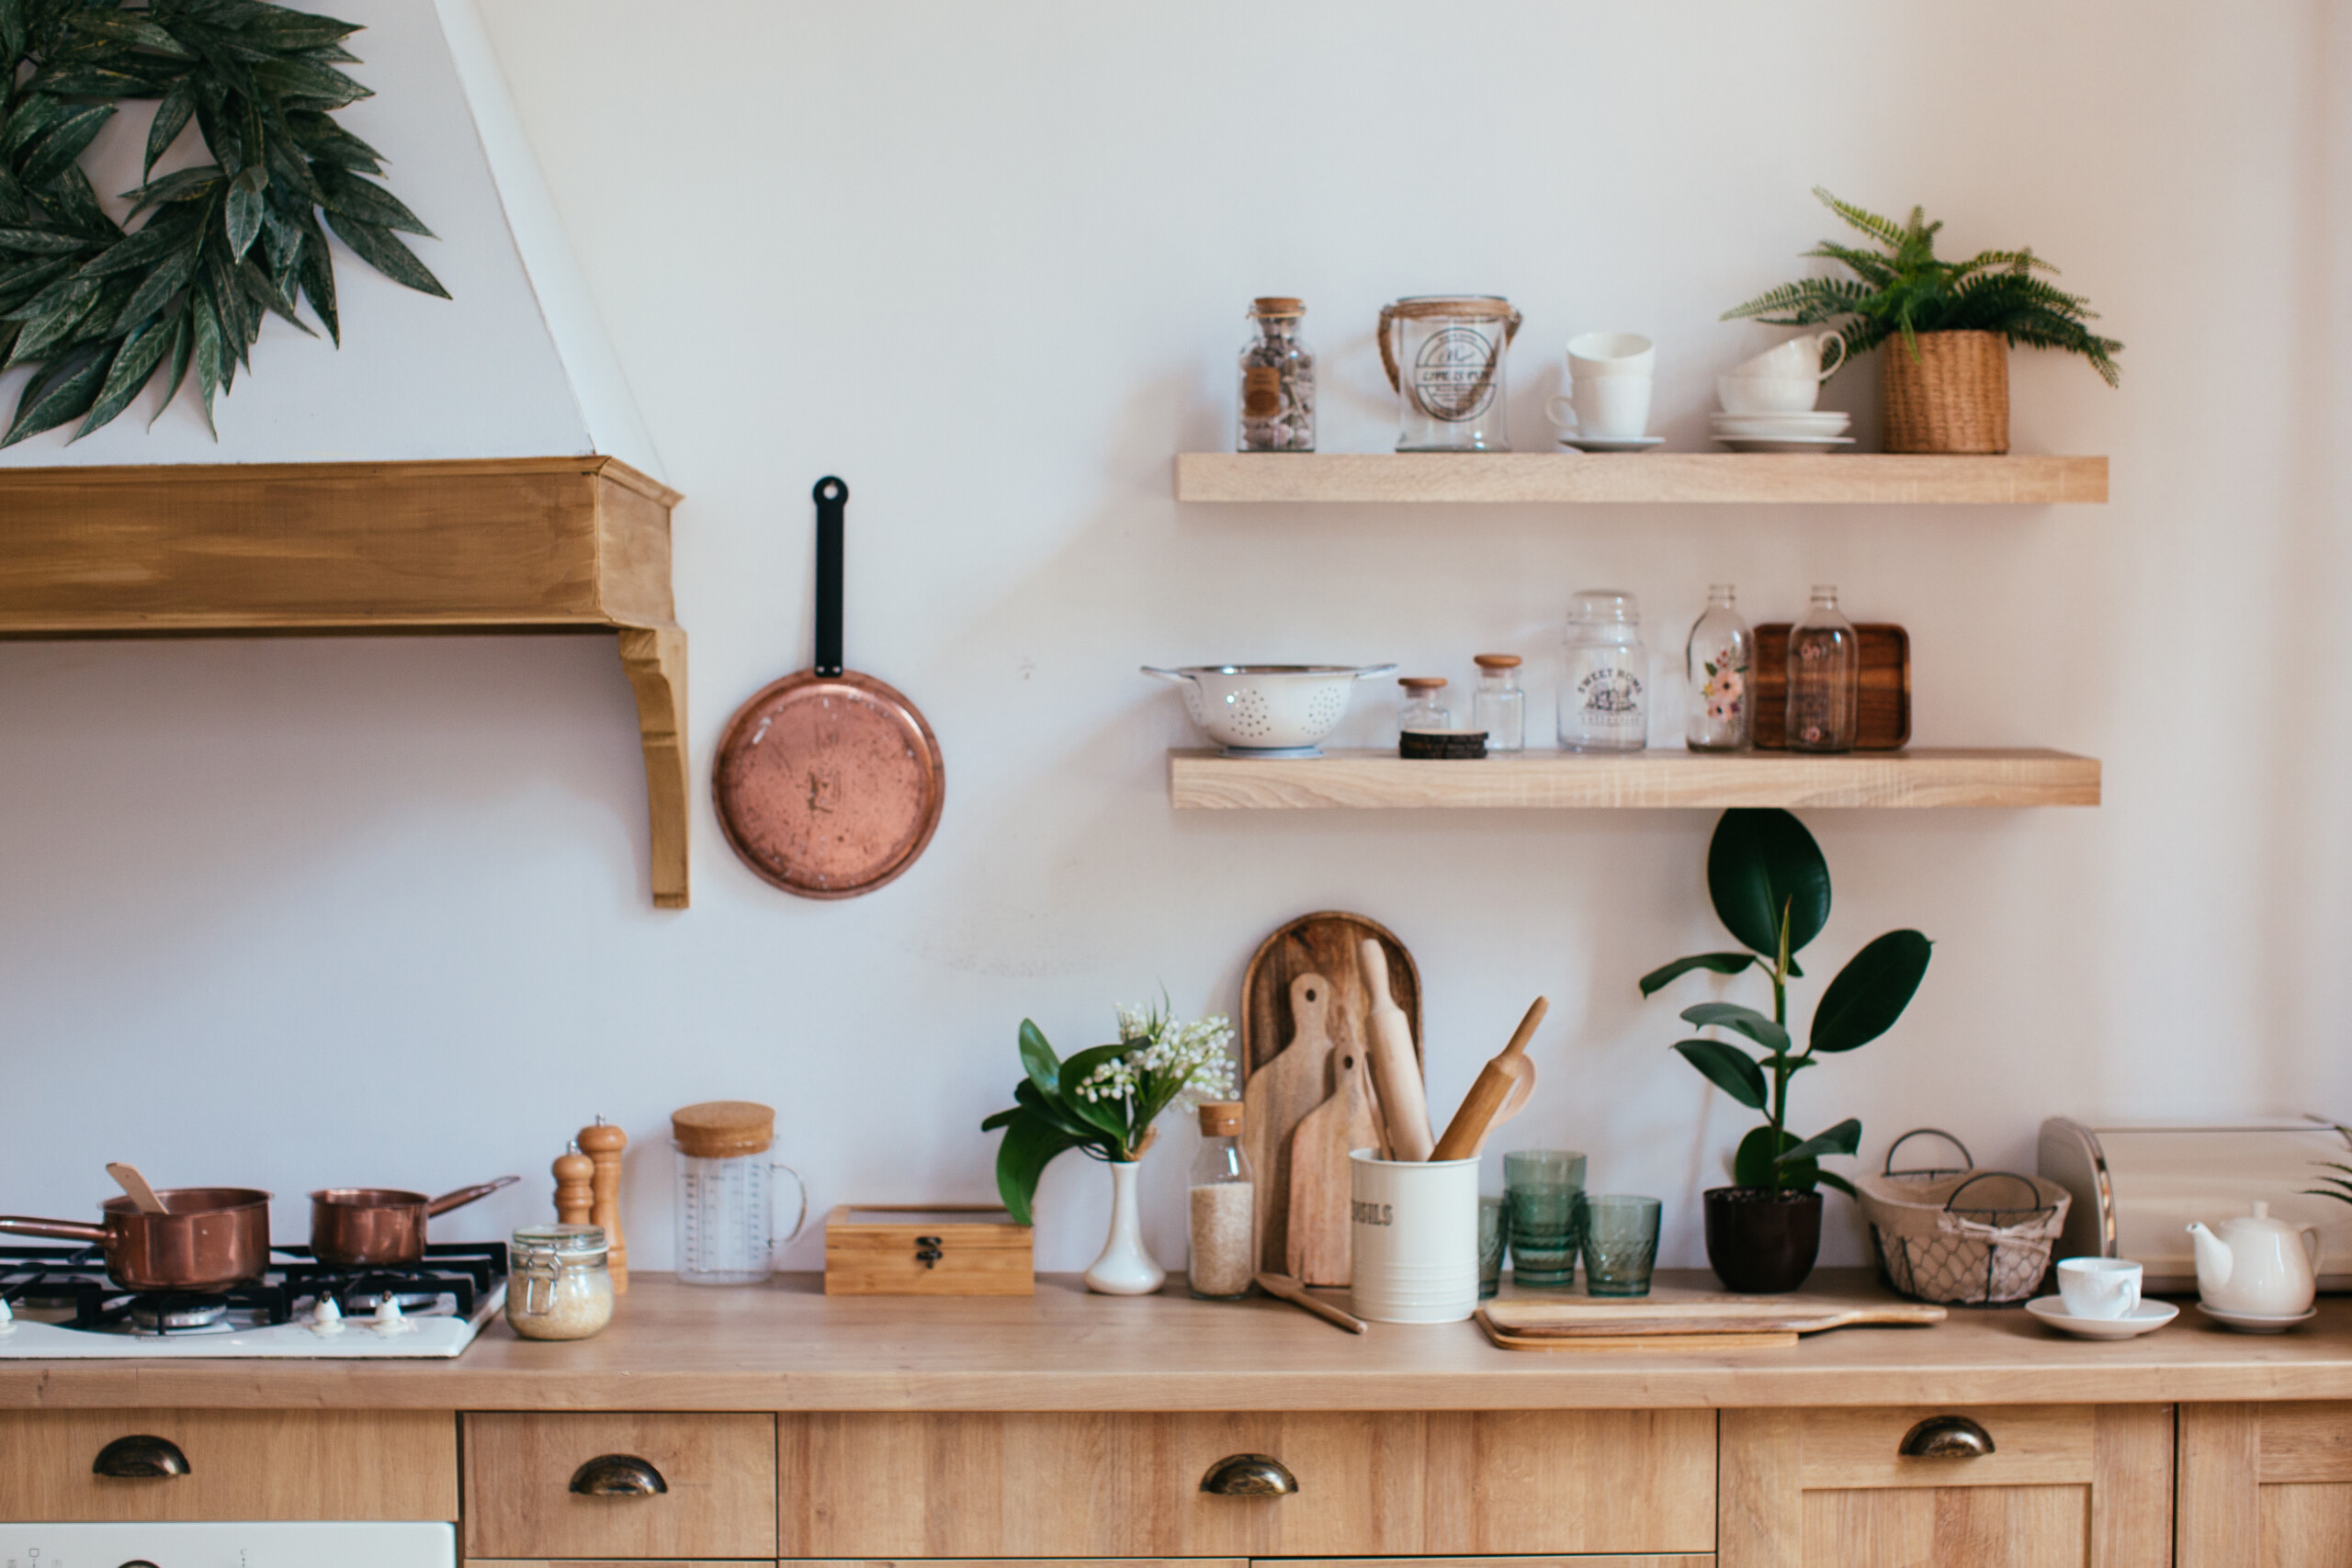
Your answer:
[1143,664,1396,757]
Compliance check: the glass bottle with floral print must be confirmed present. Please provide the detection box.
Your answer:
[1237,298,1315,452]
[1786,584,1860,753]
[1685,585,1753,752]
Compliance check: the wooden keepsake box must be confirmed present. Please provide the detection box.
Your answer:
[821,1204,1035,1295]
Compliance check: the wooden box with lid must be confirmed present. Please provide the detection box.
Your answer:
[822,1204,1034,1295]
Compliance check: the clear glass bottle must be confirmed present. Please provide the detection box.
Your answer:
[506,1224,614,1340]
[1786,584,1860,753]
[1188,1100,1254,1300]
[1238,298,1314,452]
[1398,676,1452,734]
[1472,654,1524,750]
[1558,591,1647,751]
[1685,586,1754,752]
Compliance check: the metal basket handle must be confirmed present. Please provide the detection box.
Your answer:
[1885,1127,1974,1179]
[1942,1169,2055,1225]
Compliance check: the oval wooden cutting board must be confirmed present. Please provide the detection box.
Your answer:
[1240,911,1421,1077]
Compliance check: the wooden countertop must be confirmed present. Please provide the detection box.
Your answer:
[5,1270,2350,1412]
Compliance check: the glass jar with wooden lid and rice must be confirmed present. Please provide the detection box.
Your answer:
[506,1224,613,1340]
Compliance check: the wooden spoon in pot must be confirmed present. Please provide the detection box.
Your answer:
[107,1162,169,1215]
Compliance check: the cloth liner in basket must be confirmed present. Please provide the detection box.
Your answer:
[1856,1129,2071,1305]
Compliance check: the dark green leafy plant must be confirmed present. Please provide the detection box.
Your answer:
[0,0,447,446]
[1641,808,1933,1196]
[2307,1162,2352,1208]
[1723,186,2121,387]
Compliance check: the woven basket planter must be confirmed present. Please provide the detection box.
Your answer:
[1882,330,2009,454]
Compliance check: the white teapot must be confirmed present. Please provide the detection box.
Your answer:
[2187,1201,2322,1316]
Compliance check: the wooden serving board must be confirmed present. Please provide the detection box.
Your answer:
[1748,623,1911,750]
[1477,1283,1945,1352]
[1241,911,1420,1076]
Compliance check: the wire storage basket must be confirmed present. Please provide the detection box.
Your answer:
[1857,1129,2071,1305]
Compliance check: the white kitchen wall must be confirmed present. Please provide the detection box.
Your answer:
[2,0,2345,1274]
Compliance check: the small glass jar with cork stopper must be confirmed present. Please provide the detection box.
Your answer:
[1472,654,1525,750]
[1188,1100,1254,1300]
[1238,298,1314,452]
[1398,676,1486,759]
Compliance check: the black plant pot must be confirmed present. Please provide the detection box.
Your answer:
[1703,1186,1824,1293]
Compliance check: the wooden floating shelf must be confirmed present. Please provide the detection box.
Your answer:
[0,457,690,908]
[1175,452,2109,505]
[1169,748,2101,810]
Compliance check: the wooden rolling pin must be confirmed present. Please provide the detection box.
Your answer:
[1429,997,1547,1161]
[1359,939,1434,1161]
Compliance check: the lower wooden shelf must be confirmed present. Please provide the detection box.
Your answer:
[1169,748,2100,810]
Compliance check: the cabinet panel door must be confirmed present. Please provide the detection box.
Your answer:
[780,1411,1714,1558]
[462,1413,777,1561]
[2179,1402,2352,1568]
[1722,1404,2170,1568]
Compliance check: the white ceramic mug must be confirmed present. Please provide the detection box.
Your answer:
[1716,374,1821,415]
[1349,1148,1479,1324]
[1732,331,1847,383]
[1566,331,1655,379]
[2055,1257,2143,1320]
[1548,375,1653,440]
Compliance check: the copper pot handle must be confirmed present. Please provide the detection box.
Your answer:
[0,1215,108,1244]
[425,1175,520,1217]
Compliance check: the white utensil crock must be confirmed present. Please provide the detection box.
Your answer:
[1349,1149,1480,1323]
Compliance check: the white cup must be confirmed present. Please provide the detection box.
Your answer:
[1566,331,1655,379]
[1716,374,1821,414]
[1732,331,1847,383]
[1548,376,1653,440]
[1349,1148,1479,1323]
[2055,1257,2143,1319]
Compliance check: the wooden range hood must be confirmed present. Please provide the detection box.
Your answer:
[0,457,691,908]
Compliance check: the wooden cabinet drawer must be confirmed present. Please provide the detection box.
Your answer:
[779,1411,1715,1557]
[462,1413,776,1561]
[0,1408,456,1521]
[1721,1404,2170,1566]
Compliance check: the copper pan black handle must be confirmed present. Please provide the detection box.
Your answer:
[812,476,846,678]
[426,1175,520,1217]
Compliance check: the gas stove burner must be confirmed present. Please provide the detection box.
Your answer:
[339,1290,446,1315]
[129,1297,231,1333]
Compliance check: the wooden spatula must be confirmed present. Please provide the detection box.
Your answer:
[107,1163,168,1214]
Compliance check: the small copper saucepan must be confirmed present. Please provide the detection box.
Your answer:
[307,1176,520,1268]
[0,1189,274,1292]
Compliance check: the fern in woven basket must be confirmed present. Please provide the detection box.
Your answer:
[1724,187,2122,387]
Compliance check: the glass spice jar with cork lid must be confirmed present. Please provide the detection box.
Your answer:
[1238,298,1314,452]
[1397,677,1486,759]
[1188,1100,1254,1300]
[1472,654,1525,751]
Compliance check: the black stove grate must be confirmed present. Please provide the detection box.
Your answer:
[0,1240,507,1332]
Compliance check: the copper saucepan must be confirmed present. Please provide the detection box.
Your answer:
[307,1176,520,1268]
[0,1188,274,1292]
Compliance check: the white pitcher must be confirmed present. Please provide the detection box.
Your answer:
[2187,1201,2321,1316]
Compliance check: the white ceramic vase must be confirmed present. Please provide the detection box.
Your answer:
[1083,1158,1166,1295]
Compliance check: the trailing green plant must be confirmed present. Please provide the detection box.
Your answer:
[0,0,447,446]
[1723,186,2121,387]
[980,999,1236,1225]
[1641,808,1933,1196]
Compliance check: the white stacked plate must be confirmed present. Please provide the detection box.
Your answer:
[1711,410,1854,453]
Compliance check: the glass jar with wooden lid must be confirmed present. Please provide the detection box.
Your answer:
[671,1100,806,1286]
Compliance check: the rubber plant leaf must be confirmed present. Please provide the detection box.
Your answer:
[1679,1000,1790,1053]
[1673,1039,1767,1111]
[1638,952,1756,996]
[1810,930,1933,1053]
[1735,1124,1815,1192]
[1708,808,1831,957]
[1778,1117,1863,1164]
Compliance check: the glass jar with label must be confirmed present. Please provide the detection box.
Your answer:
[1237,298,1314,452]
[1558,592,1647,751]
[1685,586,1754,752]
[1377,295,1521,452]
[1786,584,1860,752]
[1472,654,1525,751]
[506,1224,613,1341]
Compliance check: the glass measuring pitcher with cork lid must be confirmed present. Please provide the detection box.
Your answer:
[672,1100,807,1286]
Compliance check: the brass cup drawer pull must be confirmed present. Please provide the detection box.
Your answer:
[1898,1415,1996,1458]
[569,1452,670,1496]
[93,1435,191,1478]
[1200,1452,1298,1495]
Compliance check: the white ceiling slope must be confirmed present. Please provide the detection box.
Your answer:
[0,0,662,476]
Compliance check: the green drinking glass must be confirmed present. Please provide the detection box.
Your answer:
[1503,1149,1587,1289]
[1580,1194,1662,1297]
[1478,1195,1507,1300]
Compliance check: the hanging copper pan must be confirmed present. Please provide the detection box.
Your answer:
[714,477,944,897]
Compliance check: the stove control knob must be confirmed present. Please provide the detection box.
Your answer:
[93,1434,190,1477]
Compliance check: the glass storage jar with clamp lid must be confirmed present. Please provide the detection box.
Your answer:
[507,1224,613,1340]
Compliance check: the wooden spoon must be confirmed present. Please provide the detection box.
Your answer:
[107,1162,168,1215]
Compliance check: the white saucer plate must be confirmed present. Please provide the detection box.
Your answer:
[1714,434,1858,453]
[2195,1302,2319,1334]
[1711,420,1851,436]
[1556,434,1664,453]
[2023,1296,2179,1339]
[1711,412,1850,427]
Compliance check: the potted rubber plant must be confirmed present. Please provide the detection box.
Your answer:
[1642,809,1932,1292]
[1723,187,2121,455]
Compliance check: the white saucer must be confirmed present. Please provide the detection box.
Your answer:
[2195,1302,2318,1334]
[1711,418,1851,435]
[1555,434,1664,453]
[1714,434,1857,453]
[2023,1296,2178,1339]
[1711,411,1850,426]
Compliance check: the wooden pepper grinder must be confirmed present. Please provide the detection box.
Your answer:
[577,1117,628,1294]
[553,1140,594,1225]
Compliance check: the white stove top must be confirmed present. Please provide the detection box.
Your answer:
[0,1282,502,1359]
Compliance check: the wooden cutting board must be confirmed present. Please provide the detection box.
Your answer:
[1478,1282,1945,1351]
[1284,1033,1379,1287]
[1747,623,1911,750]
[1241,911,1421,1077]
[1241,973,1339,1276]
